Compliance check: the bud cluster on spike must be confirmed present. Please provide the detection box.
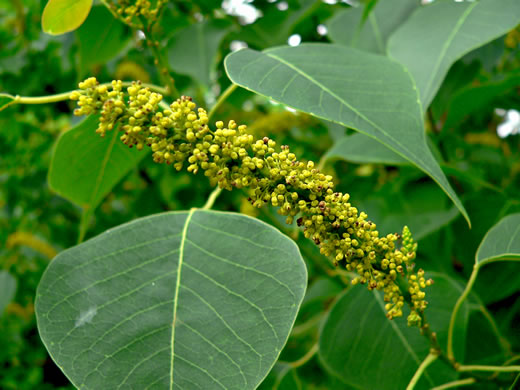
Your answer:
[104,0,166,24]
[71,78,433,327]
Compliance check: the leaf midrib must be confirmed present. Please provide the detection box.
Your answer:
[262,50,430,171]
[421,2,478,103]
[170,208,195,389]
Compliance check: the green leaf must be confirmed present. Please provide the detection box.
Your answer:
[319,272,467,390]
[327,0,418,54]
[464,309,509,365]
[0,271,16,317]
[471,213,520,304]
[35,210,307,389]
[42,0,93,35]
[0,93,16,112]
[167,20,231,86]
[476,213,520,267]
[275,365,303,390]
[48,116,147,210]
[324,133,408,165]
[443,71,520,130]
[224,44,469,225]
[76,6,129,77]
[387,0,520,109]
[359,182,459,241]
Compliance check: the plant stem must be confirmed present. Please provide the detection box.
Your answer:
[447,263,479,361]
[430,378,477,390]
[208,84,237,123]
[406,352,439,390]
[457,365,520,373]
[281,343,318,368]
[290,313,324,337]
[202,187,222,210]
[5,82,168,107]
[475,304,512,355]
[78,208,92,244]
[140,16,179,97]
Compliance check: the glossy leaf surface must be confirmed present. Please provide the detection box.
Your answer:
[42,0,93,35]
[225,44,468,224]
[36,210,307,389]
[48,116,147,210]
[388,0,520,109]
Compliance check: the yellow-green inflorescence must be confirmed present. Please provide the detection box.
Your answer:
[105,0,165,24]
[70,77,433,327]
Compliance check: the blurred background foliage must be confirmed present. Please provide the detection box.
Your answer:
[0,0,519,388]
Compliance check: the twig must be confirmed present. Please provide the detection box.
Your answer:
[430,378,477,390]
[447,264,479,361]
[202,187,222,210]
[406,352,439,390]
[208,84,237,123]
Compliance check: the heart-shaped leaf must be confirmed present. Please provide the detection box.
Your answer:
[42,0,93,35]
[225,44,469,225]
[387,0,520,109]
[48,115,147,210]
[36,210,307,389]
[319,272,468,390]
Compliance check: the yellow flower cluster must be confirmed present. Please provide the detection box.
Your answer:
[71,78,433,327]
[106,0,165,24]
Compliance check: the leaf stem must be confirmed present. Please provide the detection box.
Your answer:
[290,313,324,337]
[208,84,237,123]
[140,16,179,97]
[202,187,222,210]
[282,343,318,368]
[78,208,92,244]
[3,82,167,107]
[406,352,439,390]
[430,378,477,390]
[447,263,479,361]
[457,365,520,373]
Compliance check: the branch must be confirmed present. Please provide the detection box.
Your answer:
[406,352,439,390]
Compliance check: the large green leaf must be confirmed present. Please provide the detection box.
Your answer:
[476,213,520,267]
[167,20,231,86]
[48,116,147,210]
[224,44,469,224]
[327,0,418,54]
[76,6,129,77]
[35,210,307,389]
[319,272,467,390]
[42,0,93,35]
[0,271,16,317]
[387,0,520,109]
